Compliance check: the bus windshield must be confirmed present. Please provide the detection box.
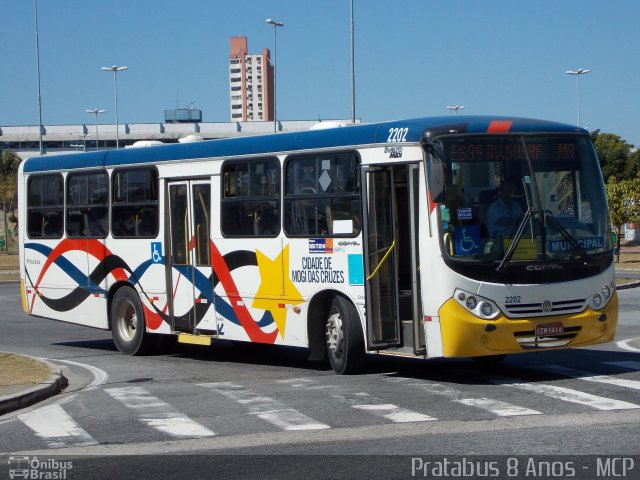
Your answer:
[436,135,612,274]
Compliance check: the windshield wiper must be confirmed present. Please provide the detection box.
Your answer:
[496,207,537,272]
[544,211,591,265]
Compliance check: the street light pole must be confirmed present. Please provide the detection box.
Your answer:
[86,108,106,150]
[446,105,465,116]
[350,0,356,124]
[266,18,284,133]
[33,0,44,155]
[565,68,590,127]
[101,65,128,148]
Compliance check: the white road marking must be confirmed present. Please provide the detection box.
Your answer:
[616,338,640,353]
[485,375,640,411]
[18,404,97,448]
[199,382,330,431]
[351,403,435,423]
[105,387,215,438]
[402,380,541,416]
[534,365,640,391]
[604,361,640,371]
[280,377,435,423]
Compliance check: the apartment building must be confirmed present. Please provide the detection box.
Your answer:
[229,36,274,122]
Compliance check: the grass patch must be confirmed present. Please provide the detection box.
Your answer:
[0,353,50,386]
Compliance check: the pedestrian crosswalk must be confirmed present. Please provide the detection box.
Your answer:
[17,404,97,449]
[4,361,640,451]
[105,386,216,438]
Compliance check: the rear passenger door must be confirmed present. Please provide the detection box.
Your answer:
[166,180,215,334]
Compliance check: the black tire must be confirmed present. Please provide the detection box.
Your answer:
[325,296,365,374]
[471,354,507,368]
[110,286,154,355]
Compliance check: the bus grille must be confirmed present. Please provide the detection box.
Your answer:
[504,298,586,317]
[513,326,581,349]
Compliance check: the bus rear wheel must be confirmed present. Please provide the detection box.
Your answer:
[111,286,153,355]
[325,296,365,374]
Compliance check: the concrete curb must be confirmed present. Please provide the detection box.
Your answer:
[0,357,68,416]
[617,280,640,291]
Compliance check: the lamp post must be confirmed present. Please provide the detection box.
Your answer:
[86,108,106,150]
[33,0,44,155]
[446,105,465,116]
[266,18,284,133]
[565,68,590,127]
[101,65,128,148]
[350,0,356,124]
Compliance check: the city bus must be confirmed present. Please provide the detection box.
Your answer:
[18,116,617,374]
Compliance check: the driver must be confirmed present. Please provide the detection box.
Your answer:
[487,179,523,237]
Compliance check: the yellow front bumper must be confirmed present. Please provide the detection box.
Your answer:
[439,292,618,358]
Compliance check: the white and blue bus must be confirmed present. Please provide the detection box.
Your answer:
[18,116,617,374]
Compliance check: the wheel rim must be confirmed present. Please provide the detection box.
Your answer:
[326,309,344,359]
[116,300,137,342]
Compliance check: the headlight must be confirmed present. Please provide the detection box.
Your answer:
[481,302,494,317]
[590,283,614,310]
[591,293,602,309]
[466,296,477,309]
[454,288,501,320]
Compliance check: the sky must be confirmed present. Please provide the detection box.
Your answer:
[2,0,640,146]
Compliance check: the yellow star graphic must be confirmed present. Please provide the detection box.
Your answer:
[252,244,303,338]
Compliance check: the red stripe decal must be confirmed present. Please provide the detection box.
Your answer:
[143,305,164,330]
[35,239,128,289]
[209,240,277,344]
[487,120,512,133]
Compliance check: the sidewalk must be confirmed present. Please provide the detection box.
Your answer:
[0,353,67,416]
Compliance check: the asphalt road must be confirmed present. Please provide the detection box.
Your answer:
[1,283,639,479]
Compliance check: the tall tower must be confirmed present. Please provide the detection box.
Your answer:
[229,36,274,122]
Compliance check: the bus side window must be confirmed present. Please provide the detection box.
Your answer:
[27,174,64,239]
[284,152,361,237]
[221,157,281,238]
[111,168,159,238]
[66,171,108,239]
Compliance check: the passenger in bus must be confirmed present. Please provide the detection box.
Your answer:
[487,179,523,237]
[255,203,279,235]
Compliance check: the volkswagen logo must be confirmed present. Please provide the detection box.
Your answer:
[541,300,553,312]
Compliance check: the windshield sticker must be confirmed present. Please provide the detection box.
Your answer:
[454,226,481,255]
[457,208,472,220]
[548,236,604,253]
[524,176,531,184]
[440,206,451,222]
[348,254,364,285]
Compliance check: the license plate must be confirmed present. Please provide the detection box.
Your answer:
[535,322,564,337]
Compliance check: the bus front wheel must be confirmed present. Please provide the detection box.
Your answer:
[325,296,365,374]
[111,286,153,355]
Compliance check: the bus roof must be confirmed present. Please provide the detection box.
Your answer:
[22,115,587,173]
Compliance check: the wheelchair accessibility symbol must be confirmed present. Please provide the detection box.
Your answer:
[151,242,163,263]
[454,226,481,255]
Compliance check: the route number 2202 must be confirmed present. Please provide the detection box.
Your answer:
[387,127,408,143]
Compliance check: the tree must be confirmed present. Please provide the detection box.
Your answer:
[627,147,640,180]
[0,150,21,184]
[591,131,633,182]
[605,176,640,262]
[0,150,21,244]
